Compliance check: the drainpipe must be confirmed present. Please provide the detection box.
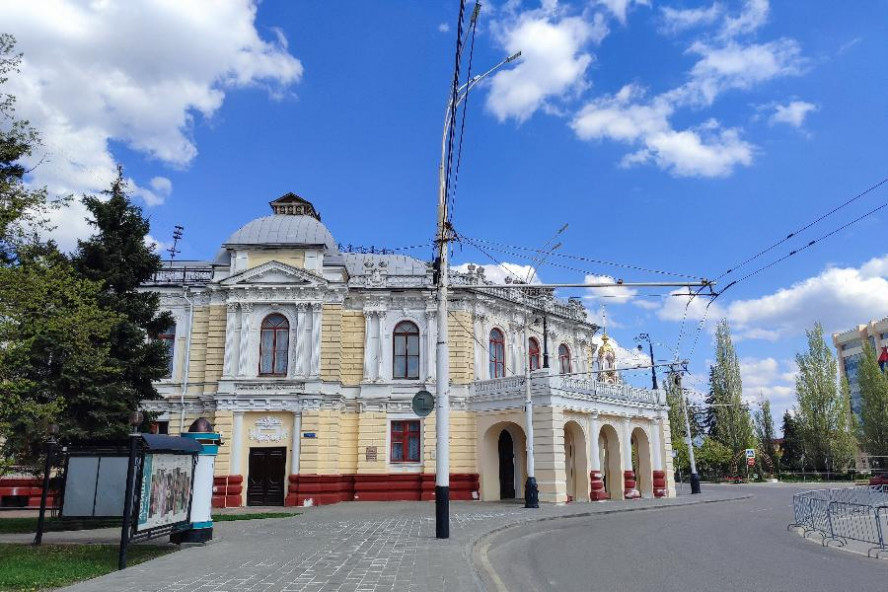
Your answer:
[179,287,194,433]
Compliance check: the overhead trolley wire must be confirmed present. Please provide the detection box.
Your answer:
[457,235,705,280]
[717,173,888,281]
[447,2,479,228]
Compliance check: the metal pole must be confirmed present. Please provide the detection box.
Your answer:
[648,341,658,391]
[523,320,538,508]
[435,119,451,540]
[118,433,140,570]
[542,314,549,369]
[33,436,56,546]
[677,372,701,494]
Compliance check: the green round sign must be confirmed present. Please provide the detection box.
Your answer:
[412,390,435,417]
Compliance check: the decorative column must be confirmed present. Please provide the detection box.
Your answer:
[425,310,437,382]
[473,313,486,380]
[231,411,244,476]
[310,303,321,378]
[222,303,239,378]
[286,411,301,507]
[375,311,386,382]
[589,414,607,500]
[622,418,640,499]
[651,416,667,498]
[237,304,253,377]
[294,304,308,378]
[363,312,375,381]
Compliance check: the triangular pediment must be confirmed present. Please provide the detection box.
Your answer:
[221,260,327,286]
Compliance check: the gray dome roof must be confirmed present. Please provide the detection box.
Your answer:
[223,215,337,250]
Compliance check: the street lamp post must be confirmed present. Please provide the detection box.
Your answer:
[635,333,659,391]
[435,49,521,539]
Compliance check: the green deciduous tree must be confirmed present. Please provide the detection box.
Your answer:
[780,411,803,472]
[794,322,856,472]
[753,397,778,475]
[857,342,888,466]
[707,319,755,459]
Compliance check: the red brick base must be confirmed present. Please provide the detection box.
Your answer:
[653,470,667,498]
[281,473,480,507]
[589,470,608,501]
[211,475,243,508]
[623,470,641,499]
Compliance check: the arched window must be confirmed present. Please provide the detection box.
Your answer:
[157,324,176,378]
[259,314,289,376]
[559,344,571,375]
[490,328,506,378]
[393,321,420,379]
[528,337,540,371]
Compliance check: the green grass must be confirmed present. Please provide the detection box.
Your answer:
[0,543,173,591]
[211,512,298,522]
[0,517,120,535]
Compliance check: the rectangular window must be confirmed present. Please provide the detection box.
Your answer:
[157,328,175,378]
[150,421,169,435]
[390,420,421,463]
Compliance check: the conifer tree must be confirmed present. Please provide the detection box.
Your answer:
[780,411,803,472]
[753,397,778,473]
[857,342,888,467]
[69,168,172,437]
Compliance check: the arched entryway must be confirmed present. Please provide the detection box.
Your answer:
[631,427,653,498]
[480,422,527,501]
[599,424,622,500]
[498,430,516,499]
[563,421,589,502]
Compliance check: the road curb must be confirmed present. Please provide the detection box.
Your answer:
[470,495,753,592]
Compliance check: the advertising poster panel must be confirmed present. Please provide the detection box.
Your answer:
[136,454,194,531]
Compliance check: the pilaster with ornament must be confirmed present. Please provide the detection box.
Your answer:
[294,303,308,378]
[310,302,322,378]
[237,303,254,377]
[425,309,437,382]
[222,302,239,378]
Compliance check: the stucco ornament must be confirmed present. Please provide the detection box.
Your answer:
[249,416,290,442]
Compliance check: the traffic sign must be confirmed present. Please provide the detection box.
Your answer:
[745,448,756,459]
[412,390,435,417]
[747,458,755,467]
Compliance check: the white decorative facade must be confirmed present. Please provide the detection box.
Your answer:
[143,193,676,507]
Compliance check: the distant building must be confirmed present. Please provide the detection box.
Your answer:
[833,317,888,472]
[832,317,888,418]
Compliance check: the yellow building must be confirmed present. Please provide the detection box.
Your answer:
[144,193,675,507]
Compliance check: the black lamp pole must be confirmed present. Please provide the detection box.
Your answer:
[636,333,659,391]
[542,315,549,369]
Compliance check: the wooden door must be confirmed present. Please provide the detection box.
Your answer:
[498,430,516,499]
[247,447,286,506]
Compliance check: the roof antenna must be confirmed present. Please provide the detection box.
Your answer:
[168,225,184,265]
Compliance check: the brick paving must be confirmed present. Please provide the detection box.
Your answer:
[15,488,748,592]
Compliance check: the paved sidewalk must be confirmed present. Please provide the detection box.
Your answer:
[30,488,749,592]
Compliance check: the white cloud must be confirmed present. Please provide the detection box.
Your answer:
[769,100,817,128]
[569,1,803,178]
[721,0,769,38]
[486,3,606,123]
[659,3,722,35]
[658,288,724,322]
[2,0,303,249]
[726,254,888,341]
[438,23,450,33]
[132,176,173,207]
[591,333,648,367]
[595,0,650,25]
[572,86,754,177]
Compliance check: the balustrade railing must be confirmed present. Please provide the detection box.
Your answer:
[145,266,213,285]
[471,374,662,407]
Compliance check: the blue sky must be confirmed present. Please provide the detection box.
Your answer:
[5,0,888,424]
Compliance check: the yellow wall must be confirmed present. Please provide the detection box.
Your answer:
[187,305,209,393]
[448,310,475,384]
[320,304,343,382]
[338,412,359,474]
[204,305,226,391]
[450,411,477,473]
[241,412,296,475]
[298,410,342,474]
[246,249,305,270]
[356,412,387,474]
[340,311,365,386]
[213,411,234,477]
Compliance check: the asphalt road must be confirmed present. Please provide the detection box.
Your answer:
[479,484,888,592]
